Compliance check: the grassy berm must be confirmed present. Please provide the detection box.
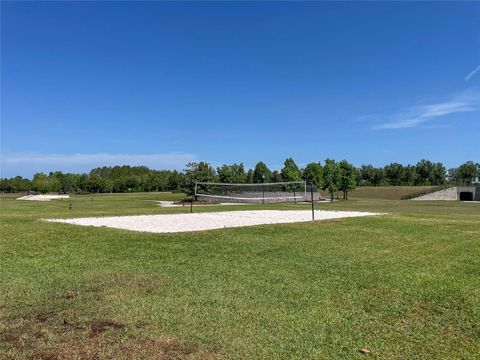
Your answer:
[1,190,479,359]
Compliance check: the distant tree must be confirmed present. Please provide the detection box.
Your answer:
[280,158,302,182]
[280,158,303,195]
[217,164,232,183]
[48,171,64,193]
[384,163,404,186]
[431,162,446,185]
[415,159,435,185]
[323,159,340,201]
[371,167,386,186]
[184,162,217,195]
[84,174,106,193]
[358,165,371,186]
[124,176,139,191]
[167,170,185,191]
[253,162,272,183]
[271,170,282,183]
[402,165,417,186]
[12,176,31,192]
[0,178,11,192]
[447,168,457,184]
[0,176,31,192]
[144,172,168,192]
[358,165,385,186]
[31,173,51,193]
[1,159,472,195]
[303,162,323,189]
[451,161,480,184]
[338,160,356,199]
[246,169,254,184]
[217,163,246,183]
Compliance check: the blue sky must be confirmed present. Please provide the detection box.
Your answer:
[1,1,479,178]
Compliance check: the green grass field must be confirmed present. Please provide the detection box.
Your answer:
[1,191,479,359]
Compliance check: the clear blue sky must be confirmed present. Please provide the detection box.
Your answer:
[2,1,479,178]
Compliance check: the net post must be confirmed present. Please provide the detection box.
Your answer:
[190,181,196,213]
[310,183,315,221]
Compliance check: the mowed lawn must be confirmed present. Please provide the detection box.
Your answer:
[1,192,479,359]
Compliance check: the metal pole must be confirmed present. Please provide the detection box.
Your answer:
[310,184,315,221]
[262,175,265,204]
[190,181,194,213]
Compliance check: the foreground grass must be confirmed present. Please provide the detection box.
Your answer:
[1,192,479,359]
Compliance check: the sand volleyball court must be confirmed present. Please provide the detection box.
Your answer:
[47,210,383,233]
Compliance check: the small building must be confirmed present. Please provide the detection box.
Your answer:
[412,186,479,201]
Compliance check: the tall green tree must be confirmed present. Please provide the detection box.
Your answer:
[431,162,446,185]
[280,158,302,182]
[338,160,356,199]
[302,162,323,189]
[246,169,254,184]
[323,159,340,201]
[450,161,480,184]
[402,165,416,186]
[217,163,246,183]
[31,173,51,193]
[271,170,282,183]
[358,165,385,186]
[253,162,272,183]
[415,159,435,185]
[167,170,185,191]
[384,163,404,186]
[280,158,303,195]
[184,161,217,195]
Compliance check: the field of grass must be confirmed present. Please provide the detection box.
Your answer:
[1,191,479,359]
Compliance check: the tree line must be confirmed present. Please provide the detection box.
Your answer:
[1,159,479,199]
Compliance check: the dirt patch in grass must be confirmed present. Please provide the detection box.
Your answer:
[1,271,216,360]
[59,291,77,300]
[18,334,214,360]
[90,320,126,336]
[35,313,51,323]
[2,310,216,360]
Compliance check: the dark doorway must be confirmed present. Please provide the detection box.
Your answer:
[459,192,474,201]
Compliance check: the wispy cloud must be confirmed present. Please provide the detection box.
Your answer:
[371,89,480,130]
[0,152,198,178]
[465,64,480,82]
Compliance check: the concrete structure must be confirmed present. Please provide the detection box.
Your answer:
[412,186,479,201]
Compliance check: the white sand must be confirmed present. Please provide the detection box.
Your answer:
[47,210,383,233]
[17,194,70,201]
[158,201,250,207]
